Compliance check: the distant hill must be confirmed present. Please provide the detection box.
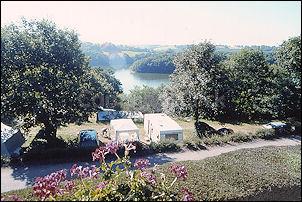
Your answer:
[81,42,277,69]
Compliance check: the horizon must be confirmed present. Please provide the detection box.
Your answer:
[1,1,301,46]
[81,40,280,47]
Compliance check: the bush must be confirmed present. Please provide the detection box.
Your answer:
[2,141,195,201]
[149,140,181,153]
[254,129,276,139]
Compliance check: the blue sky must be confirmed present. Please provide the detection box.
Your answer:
[1,1,301,46]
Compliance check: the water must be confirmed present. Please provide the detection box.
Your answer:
[113,68,170,94]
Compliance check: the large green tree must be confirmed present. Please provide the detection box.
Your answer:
[121,85,163,114]
[224,48,274,120]
[273,36,301,119]
[1,19,120,142]
[162,42,225,122]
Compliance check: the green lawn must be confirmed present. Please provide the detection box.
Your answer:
[2,146,301,201]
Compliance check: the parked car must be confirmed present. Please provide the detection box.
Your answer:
[217,128,234,136]
[262,122,294,135]
[79,129,100,148]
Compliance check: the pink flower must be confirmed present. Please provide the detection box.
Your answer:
[70,164,99,179]
[169,164,188,180]
[134,159,150,170]
[33,169,67,200]
[105,141,119,154]
[64,180,75,192]
[181,188,195,201]
[140,171,156,185]
[92,147,107,162]
[96,181,108,190]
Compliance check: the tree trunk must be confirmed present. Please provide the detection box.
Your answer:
[194,99,199,124]
[43,122,57,143]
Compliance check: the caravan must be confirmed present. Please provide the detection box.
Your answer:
[144,113,183,143]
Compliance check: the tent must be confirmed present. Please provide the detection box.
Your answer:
[110,119,140,143]
[144,113,183,143]
[1,122,25,157]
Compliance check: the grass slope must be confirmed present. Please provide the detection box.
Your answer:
[2,146,301,201]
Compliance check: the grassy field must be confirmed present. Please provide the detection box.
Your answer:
[2,145,301,201]
[157,145,301,201]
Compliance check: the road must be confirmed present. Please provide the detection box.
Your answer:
[1,136,301,193]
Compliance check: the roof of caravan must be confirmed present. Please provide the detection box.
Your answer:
[144,113,183,131]
[110,119,139,132]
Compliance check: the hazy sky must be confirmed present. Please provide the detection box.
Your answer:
[1,1,301,46]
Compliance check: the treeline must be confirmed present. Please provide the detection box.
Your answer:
[123,37,301,122]
[130,53,176,74]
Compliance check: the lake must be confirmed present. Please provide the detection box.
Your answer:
[113,68,170,94]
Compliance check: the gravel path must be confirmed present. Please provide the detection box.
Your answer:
[1,136,301,193]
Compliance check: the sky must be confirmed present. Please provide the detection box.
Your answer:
[1,1,301,46]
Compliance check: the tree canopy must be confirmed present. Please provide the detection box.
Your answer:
[130,53,176,74]
[162,41,223,122]
[1,19,121,141]
[121,85,163,114]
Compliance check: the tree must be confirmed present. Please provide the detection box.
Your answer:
[224,48,274,120]
[121,85,163,114]
[274,36,301,120]
[1,19,120,142]
[162,41,224,123]
[130,53,176,74]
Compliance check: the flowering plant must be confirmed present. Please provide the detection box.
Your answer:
[14,141,194,201]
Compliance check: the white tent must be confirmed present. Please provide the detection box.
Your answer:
[110,119,140,143]
[1,122,25,157]
[144,113,183,143]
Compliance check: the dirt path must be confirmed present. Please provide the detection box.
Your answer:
[1,136,301,193]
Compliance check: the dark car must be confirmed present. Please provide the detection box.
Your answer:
[79,129,99,148]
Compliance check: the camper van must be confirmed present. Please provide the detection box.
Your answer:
[144,113,183,143]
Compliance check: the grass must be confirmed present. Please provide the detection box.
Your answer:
[2,145,301,201]
[157,145,301,201]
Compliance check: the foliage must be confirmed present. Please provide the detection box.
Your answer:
[121,85,164,114]
[2,141,194,201]
[130,53,176,74]
[223,48,275,120]
[162,41,225,122]
[273,36,301,120]
[149,140,181,153]
[1,18,121,141]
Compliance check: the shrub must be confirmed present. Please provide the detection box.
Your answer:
[4,141,195,201]
[183,140,199,151]
[150,140,181,153]
[254,129,276,139]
